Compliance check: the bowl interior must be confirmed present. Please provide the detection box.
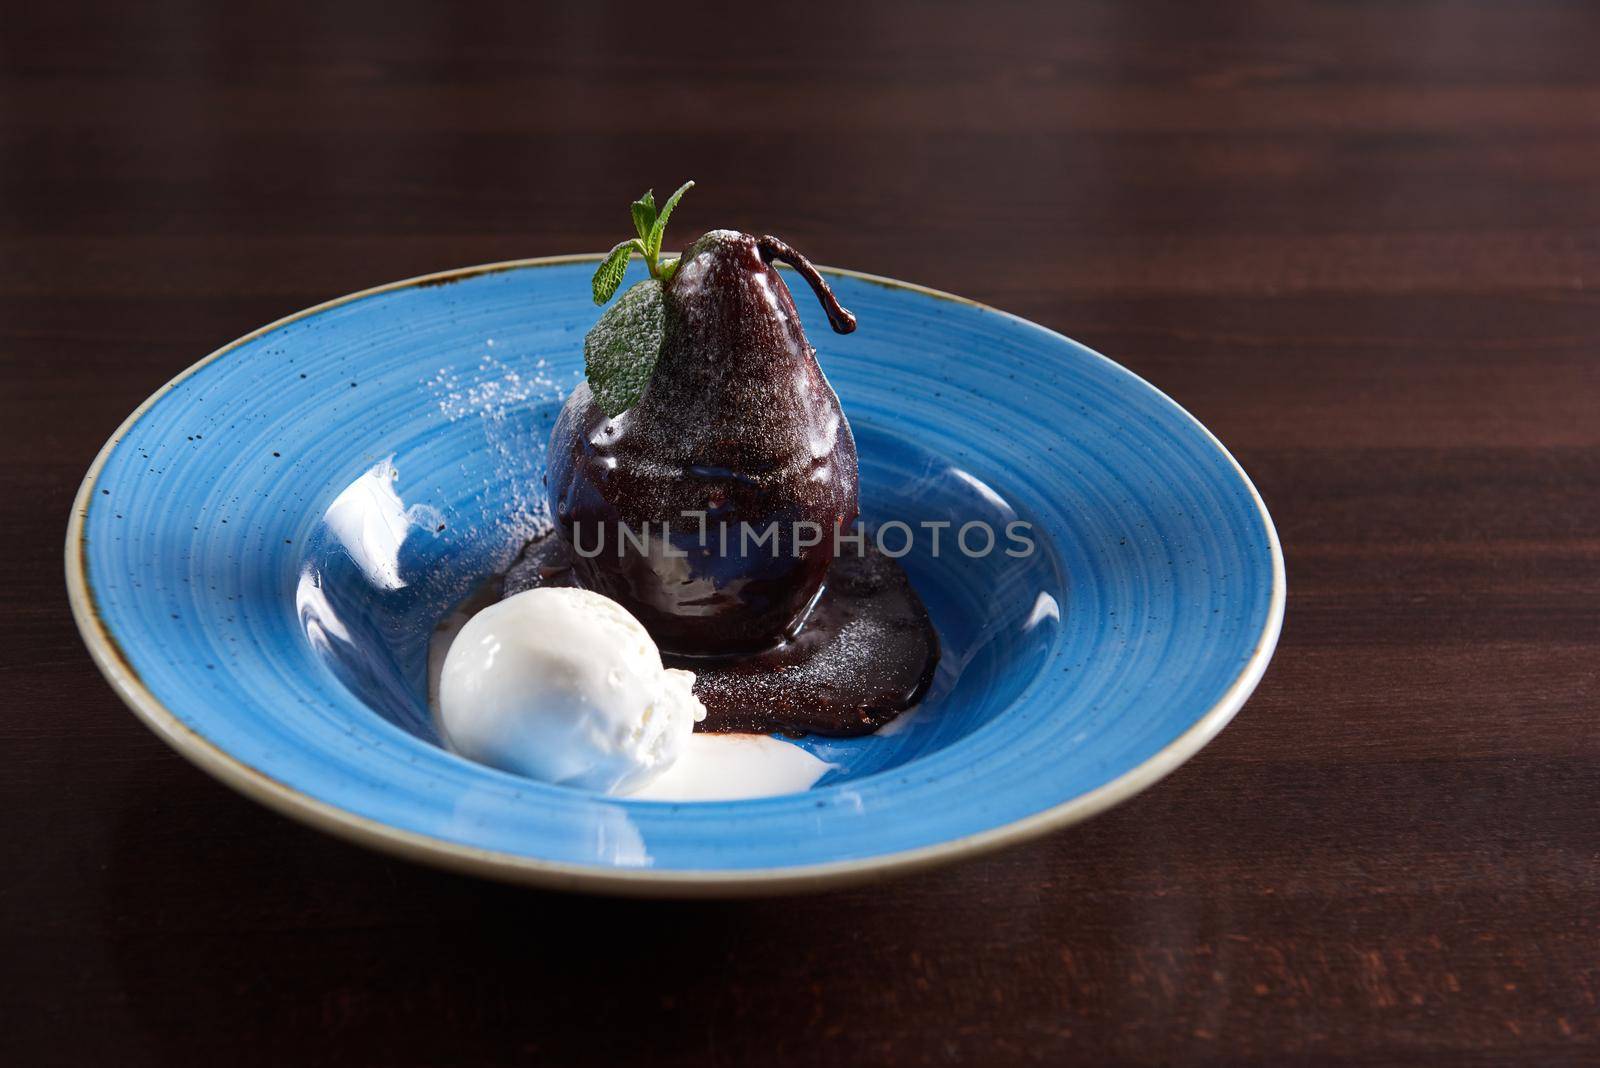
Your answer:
[300,414,1066,785]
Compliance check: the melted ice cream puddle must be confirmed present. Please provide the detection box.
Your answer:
[629,733,834,801]
[429,592,832,801]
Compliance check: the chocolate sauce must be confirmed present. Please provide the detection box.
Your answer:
[501,531,940,737]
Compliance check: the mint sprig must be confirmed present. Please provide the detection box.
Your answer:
[590,180,694,305]
[584,182,694,415]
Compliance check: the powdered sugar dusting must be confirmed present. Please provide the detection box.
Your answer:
[430,351,562,423]
[426,347,569,553]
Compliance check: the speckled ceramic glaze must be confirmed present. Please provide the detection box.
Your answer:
[66,257,1284,895]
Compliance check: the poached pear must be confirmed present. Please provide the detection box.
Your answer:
[547,228,859,656]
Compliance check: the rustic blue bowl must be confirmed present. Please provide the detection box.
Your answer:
[66,257,1283,895]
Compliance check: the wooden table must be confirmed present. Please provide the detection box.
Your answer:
[5,2,1596,1063]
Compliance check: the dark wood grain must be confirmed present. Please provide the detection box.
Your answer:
[3,1,1597,1064]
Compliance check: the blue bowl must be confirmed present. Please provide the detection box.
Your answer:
[66,257,1283,895]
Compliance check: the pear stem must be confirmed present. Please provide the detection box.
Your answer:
[757,236,857,335]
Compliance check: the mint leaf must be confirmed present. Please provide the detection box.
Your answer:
[647,180,694,263]
[584,279,664,416]
[591,238,642,305]
[630,190,657,242]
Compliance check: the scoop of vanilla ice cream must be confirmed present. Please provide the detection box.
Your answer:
[437,586,705,794]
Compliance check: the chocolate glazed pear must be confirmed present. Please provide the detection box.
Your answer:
[548,230,859,656]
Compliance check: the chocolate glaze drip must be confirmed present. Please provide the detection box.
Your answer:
[502,532,940,737]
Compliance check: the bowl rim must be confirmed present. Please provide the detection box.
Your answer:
[64,254,1286,897]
